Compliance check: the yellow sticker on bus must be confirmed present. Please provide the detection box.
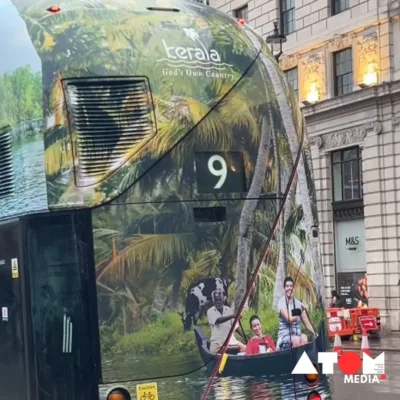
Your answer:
[11,258,19,279]
[136,382,158,400]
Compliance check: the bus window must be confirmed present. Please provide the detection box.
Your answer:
[26,213,98,400]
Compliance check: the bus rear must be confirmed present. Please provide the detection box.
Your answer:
[0,1,332,399]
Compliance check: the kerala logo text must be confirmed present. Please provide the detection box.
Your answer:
[158,28,234,81]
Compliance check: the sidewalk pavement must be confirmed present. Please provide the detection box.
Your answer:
[329,334,400,352]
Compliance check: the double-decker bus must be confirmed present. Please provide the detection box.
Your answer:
[0,1,332,399]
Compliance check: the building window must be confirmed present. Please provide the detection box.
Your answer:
[281,0,295,36]
[332,0,349,16]
[332,146,363,202]
[234,5,248,22]
[334,48,353,96]
[285,67,298,97]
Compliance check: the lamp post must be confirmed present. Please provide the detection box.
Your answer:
[265,21,287,61]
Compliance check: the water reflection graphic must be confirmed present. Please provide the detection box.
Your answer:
[100,370,333,400]
[0,139,47,217]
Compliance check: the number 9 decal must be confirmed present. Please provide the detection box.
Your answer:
[208,155,227,189]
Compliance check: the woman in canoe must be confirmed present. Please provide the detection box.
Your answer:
[245,315,277,355]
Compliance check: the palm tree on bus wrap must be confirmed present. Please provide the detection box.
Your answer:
[263,78,296,309]
[96,280,143,335]
[95,196,262,320]
[94,74,261,214]
[242,29,320,307]
[247,190,316,311]
[103,70,264,202]
[183,28,209,57]
[104,72,263,204]
[255,45,323,305]
[231,54,301,312]
[250,244,316,311]
[95,26,258,198]
[138,76,278,314]
[95,182,217,309]
[233,113,271,312]
[93,77,275,322]
[94,196,280,329]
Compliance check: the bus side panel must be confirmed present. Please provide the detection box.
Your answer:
[92,56,329,398]
[0,0,48,220]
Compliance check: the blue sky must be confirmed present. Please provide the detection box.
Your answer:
[0,0,41,75]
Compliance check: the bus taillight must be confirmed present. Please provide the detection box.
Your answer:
[305,363,319,386]
[106,388,131,400]
[108,394,124,400]
[306,372,319,384]
[46,5,61,13]
[307,391,322,400]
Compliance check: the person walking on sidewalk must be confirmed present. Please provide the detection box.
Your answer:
[329,290,344,308]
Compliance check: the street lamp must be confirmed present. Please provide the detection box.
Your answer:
[265,21,287,61]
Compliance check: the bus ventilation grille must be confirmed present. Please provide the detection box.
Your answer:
[0,126,14,198]
[63,77,155,184]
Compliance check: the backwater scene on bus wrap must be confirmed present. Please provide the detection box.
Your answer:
[89,31,326,386]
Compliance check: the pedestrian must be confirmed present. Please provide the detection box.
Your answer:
[329,289,343,308]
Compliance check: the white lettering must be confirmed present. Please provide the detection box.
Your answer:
[371,375,380,383]
[205,70,235,81]
[162,39,222,64]
[185,69,203,77]
[344,375,354,384]
[187,48,195,59]
[162,67,234,80]
[162,68,180,76]
[194,48,206,61]
[318,352,337,374]
[162,39,176,59]
[344,374,380,384]
[161,67,234,81]
[210,49,221,63]
[176,47,188,59]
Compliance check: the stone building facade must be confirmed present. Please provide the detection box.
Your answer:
[211,0,400,332]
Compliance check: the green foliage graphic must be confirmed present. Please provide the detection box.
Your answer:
[0,65,42,129]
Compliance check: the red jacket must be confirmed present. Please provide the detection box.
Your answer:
[245,336,276,355]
